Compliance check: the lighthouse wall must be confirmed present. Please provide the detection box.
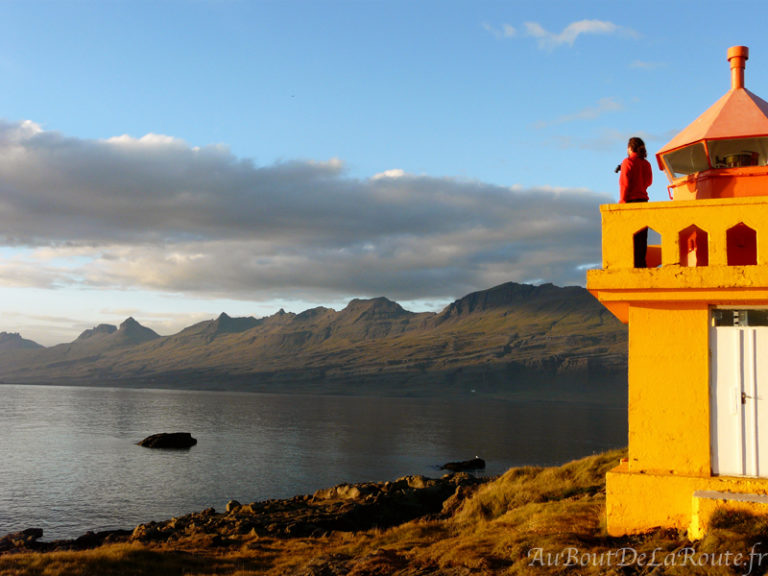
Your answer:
[589,197,768,537]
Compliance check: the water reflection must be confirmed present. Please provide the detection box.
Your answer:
[0,382,626,539]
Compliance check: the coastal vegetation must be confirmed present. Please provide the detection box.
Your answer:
[3,448,767,575]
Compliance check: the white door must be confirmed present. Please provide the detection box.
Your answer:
[710,310,768,477]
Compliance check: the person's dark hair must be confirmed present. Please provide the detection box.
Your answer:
[628,137,647,159]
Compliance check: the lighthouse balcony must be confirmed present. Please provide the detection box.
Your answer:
[587,196,768,322]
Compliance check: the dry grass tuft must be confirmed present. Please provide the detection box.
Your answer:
[451,448,622,526]
[0,543,207,576]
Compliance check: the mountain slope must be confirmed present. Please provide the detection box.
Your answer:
[0,282,627,392]
[0,332,43,351]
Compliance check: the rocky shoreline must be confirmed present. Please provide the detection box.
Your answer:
[8,451,703,576]
[0,471,486,555]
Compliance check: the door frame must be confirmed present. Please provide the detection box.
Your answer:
[710,308,768,477]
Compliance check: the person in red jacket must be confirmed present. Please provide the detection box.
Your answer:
[619,136,653,267]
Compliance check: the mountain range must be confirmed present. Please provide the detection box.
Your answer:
[0,282,628,395]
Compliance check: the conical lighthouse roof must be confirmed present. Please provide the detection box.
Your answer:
[657,90,768,156]
[656,46,768,168]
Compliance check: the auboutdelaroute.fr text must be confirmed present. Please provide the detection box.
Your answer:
[528,544,768,575]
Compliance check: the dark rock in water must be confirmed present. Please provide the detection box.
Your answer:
[138,432,197,449]
[440,456,486,472]
[0,528,44,552]
[0,527,131,554]
[71,529,133,550]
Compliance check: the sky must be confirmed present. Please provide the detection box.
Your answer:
[0,0,766,346]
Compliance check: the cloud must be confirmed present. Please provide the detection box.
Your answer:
[535,97,622,128]
[484,18,636,50]
[371,168,406,180]
[486,18,638,51]
[551,128,675,152]
[0,120,608,302]
[482,22,517,39]
[524,19,621,50]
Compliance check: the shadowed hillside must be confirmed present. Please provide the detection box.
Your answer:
[0,282,627,394]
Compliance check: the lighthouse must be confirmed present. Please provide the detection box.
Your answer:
[588,46,768,537]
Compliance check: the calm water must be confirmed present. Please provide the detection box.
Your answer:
[0,384,626,540]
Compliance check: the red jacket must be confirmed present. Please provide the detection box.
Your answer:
[619,152,652,203]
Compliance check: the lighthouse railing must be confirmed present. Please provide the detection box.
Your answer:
[596,197,768,272]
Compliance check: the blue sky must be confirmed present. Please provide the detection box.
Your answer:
[0,0,765,345]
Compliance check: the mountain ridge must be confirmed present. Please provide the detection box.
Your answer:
[0,332,44,352]
[0,282,627,393]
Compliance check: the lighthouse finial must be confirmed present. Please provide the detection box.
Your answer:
[728,46,749,90]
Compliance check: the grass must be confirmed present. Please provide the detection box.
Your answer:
[0,544,208,576]
[6,448,768,575]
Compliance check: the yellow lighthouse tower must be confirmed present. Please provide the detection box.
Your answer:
[588,46,768,537]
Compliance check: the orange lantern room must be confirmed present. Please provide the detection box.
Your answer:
[658,46,768,200]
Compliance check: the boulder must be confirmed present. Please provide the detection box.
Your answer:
[440,456,486,472]
[0,528,44,552]
[138,432,197,449]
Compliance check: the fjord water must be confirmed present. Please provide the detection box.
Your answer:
[0,383,626,540]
